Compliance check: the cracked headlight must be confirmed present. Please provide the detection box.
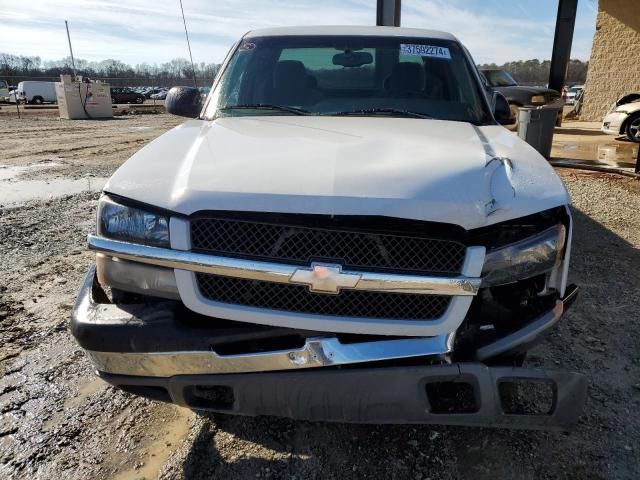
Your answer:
[481,224,566,287]
[97,195,169,247]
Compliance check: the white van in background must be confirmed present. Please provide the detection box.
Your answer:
[16,81,57,104]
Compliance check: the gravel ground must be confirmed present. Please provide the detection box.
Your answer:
[0,112,639,480]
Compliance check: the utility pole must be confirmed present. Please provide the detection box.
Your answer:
[178,0,198,88]
[65,20,77,77]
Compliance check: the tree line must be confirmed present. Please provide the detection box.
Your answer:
[1,52,588,87]
[0,53,221,87]
[477,59,588,86]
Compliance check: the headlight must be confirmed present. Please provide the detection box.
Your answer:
[97,195,169,247]
[530,95,546,104]
[481,224,566,287]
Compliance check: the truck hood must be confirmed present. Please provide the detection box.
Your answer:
[493,85,559,96]
[105,116,569,230]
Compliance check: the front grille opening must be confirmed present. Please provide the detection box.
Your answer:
[426,381,478,413]
[196,273,451,320]
[498,379,556,415]
[190,217,466,275]
[117,385,171,403]
[184,385,235,410]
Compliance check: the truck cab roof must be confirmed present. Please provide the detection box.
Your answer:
[244,25,458,41]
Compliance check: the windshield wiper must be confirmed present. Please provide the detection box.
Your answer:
[218,104,311,115]
[329,108,433,119]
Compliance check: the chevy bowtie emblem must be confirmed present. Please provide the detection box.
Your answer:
[290,263,361,294]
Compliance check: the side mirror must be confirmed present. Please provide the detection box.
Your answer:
[165,86,202,118]
[492,91,515,126]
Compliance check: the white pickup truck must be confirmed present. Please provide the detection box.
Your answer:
[0,80,10,102]
[71,26,586,429]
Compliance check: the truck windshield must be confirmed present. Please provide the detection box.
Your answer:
[206,35,491,124]
[483,70,518,87]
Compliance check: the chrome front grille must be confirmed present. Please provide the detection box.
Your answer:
[87,227,484,335]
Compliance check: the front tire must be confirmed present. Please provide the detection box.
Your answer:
[135,96,144,104]
[33,96,43,105]
[625,113,640,143]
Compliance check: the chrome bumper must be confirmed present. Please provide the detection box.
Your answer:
[73,265,578,378]
[87,335,454,377]
[84,296,572,377]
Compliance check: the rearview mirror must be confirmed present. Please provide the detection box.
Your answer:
[333,51,373,68]
[165,86,202,118]
[492,92,515,126]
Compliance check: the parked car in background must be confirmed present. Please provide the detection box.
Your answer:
[110,87,145,104]
[566,85,584,105]
[15,81,57,104]
[480,69,563,127]
[602,92,640,142]
[144,88,165,99]
[0,80,10,102]
[150,89,169,100]
[72,26,585,430]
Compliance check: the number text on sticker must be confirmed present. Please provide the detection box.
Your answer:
[400,44,451,60]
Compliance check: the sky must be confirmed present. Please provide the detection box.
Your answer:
[0,0,599,66]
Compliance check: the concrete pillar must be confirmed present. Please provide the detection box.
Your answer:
[376,0,401,27]
[548,0,578,93]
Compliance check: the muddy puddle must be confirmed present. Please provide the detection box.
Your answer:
[0,162,62,181]
[110,406,192,480]
[553,140,639,168]
[0,163,107,206]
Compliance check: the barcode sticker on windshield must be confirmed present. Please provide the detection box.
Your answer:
[400,44,451,59]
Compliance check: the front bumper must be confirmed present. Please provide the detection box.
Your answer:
[101,363,586,430]
[71,266,585,429]
[602,111,627,135]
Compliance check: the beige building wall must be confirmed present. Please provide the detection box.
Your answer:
[581,0,640,121]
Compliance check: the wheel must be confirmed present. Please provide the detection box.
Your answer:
[111,98,116,105]
[135,96,144,104]
[33,96,43,105]
[625,113,640,143]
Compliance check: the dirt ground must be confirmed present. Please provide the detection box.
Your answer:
[0,111,639,480]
